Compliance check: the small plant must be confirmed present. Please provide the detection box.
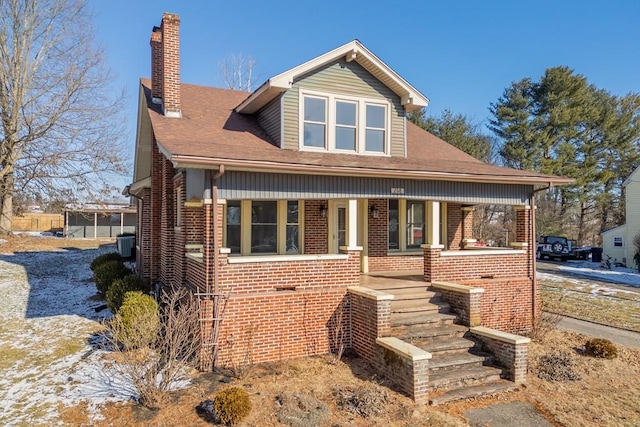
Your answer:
[276,392,330,427]
[585,338,618,359]
[537,351,581,381]
[93,260,131,294]
[112,291,159,350]
[90,252,122,271]
[106,274,146,313]
[213,386,252,426]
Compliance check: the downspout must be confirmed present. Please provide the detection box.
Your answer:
[210,165,225,370]
[531,183,552,321]
[210,166,225,297]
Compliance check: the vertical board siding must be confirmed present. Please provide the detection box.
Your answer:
[256,95,282,146]
[281,60,405,157]
[218,172,532,205]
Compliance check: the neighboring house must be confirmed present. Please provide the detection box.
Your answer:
[64,202,136,239]
[602,165,640,266]
[126,13,572,403]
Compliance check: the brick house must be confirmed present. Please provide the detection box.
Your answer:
[126,13,572,403]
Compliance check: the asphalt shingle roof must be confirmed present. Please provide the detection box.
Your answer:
[142,79,570,185]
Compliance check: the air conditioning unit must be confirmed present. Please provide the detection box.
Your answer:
[117,235,135,258]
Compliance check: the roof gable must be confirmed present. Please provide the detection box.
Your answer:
[236,40,429,114]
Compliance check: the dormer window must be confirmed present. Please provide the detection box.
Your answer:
[300,90,389,155]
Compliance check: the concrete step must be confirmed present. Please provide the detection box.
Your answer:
[392,324,468,341]
[429,351,491,371]
[390,312,457,328]
[429,364,503,390]
[420,336,476,354]
[387,288,439,299]
[391,299,449,314]
[429,380,519,405]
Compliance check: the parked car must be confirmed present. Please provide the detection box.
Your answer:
[536,235,591,261]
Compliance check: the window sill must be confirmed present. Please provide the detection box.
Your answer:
[227,254,349,264]
[185,252,203,263]
[440,249,526,257]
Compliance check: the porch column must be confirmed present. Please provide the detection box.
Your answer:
[347,199,360,250]
[423,201,444,282]
[120,212,124,235]
[94,212,97,239]
[462,206,475,247]
[427,201,440,246]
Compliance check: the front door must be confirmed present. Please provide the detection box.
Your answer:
[333,202,347,253]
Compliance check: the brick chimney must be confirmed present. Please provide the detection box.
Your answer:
[151,12,181,117]
[150,26,162,104]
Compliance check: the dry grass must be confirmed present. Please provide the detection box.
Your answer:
[0,234,110,253]
[541,281,640,331]
[58,336,640,426]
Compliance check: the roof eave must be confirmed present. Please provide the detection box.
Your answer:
[167,154,574,186]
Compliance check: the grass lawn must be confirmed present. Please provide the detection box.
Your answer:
[540,279,640,332]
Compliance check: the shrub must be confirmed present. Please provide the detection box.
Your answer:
[585,338,618,359]
[106,274,146,313]
[93,260,131,294]
[213,386,252,426]
[90,252,122,271]
[537,351,581,381]
[112,291,159,350]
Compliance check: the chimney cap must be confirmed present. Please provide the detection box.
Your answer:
[162,12,180,23]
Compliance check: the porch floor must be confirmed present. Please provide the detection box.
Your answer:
[359,270,426,292]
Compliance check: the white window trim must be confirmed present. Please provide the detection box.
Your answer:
[224,200,305,256]
[613,237,623,247]
[299,89,391,155]
[389,200,426,253]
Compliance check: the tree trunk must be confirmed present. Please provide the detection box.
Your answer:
[0,173,14,234]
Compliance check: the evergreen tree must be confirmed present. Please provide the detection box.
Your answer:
[408,109,493,162]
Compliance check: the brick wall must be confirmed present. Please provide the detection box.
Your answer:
[368,198,423,272]
[159,155,175,286]
[138,188,152,281]
[149,142,163,284]
[214,289,350,366]
[447,203,463,250]
[303,200,328,254]
[349,290,391,362]
[172,172,186,287]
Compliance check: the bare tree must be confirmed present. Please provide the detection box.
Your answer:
[0,0,127,233]
[217,54,258,92]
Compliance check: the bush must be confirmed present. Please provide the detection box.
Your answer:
[112,291,159,350]
[93,260,131,294]
[90,252,122,271]
[537,351,581,381]
[213,386,252,426]
[585,338,618,359]
[106,274,146,313]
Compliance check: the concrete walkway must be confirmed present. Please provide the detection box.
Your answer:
[552,314,640,349]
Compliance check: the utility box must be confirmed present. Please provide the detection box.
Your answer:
[117,235,136,258]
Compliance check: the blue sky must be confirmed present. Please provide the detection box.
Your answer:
[92,0,640,170]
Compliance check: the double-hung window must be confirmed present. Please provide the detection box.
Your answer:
[225,200,303,256]
[300,90,389,154]
[303,96,326,148]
